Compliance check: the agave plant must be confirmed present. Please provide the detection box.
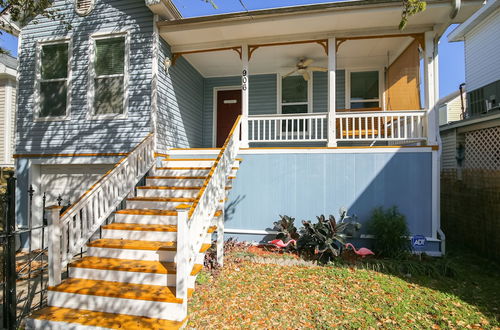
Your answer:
[273,215,300,243]
[297,214,349,262]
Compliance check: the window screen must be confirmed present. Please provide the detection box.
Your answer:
[281,75,308,114]
[39,43,69,118]
[93,37,125,115]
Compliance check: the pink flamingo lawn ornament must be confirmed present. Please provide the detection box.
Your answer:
[268,239,297,248]
[345,243,375,257]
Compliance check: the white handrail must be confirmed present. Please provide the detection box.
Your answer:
[176,117,241,303]
[46,133,156,285]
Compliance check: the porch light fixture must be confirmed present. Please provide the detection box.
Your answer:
[164,57,172,74]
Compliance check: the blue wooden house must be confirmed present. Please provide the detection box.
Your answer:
[12,0,484,328]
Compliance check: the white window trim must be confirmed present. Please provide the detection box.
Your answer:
[34,37,72,122]
[345,68,385,110]
[88,31,130,120]
[277,73,313,114]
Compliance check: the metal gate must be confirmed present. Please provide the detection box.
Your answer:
[0,175,50,330]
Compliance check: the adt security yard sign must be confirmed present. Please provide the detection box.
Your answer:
[411,235,427,251]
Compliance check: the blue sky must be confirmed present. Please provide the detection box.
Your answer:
[0,0,465,98]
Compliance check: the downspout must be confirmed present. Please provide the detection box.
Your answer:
[459,83,466,119]
[434,0,461,256]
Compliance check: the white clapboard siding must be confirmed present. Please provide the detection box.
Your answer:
[464,9,500,91]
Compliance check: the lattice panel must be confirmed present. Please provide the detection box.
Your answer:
[464,126,500,170]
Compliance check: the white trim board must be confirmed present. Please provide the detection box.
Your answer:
[212,86,242,147]
[238,147,436,154]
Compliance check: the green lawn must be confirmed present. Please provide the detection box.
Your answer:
[188,250,499,328]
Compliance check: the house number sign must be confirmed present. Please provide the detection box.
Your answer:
[242,69,247,91]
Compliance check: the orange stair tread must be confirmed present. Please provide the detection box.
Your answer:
[103,223,178,232]
[164,158,243,162]
[147,176,207,179]
[155,166,239,170]
[115,209,177,216]
[127,197,195,202]
[69,256,203,276]
[69,257,176,274]
[137,186,202,190]
[29,307,186,330]
[88,239,211,253]
[48,278,193,303]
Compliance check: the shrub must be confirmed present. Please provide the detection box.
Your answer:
[368,206,410,258]
[297,215,349,263]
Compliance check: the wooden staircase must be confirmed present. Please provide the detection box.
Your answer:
[26,156,241,329]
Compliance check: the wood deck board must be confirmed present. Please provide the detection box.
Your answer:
[29,307,186,330]
[48,278,191,303]
[69,257,176,274]
[126,197,196,202]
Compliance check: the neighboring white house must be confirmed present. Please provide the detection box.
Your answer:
[438,89,466,126]
[448,0,500,116]
[0,53,17,168]
[442,0,500,172]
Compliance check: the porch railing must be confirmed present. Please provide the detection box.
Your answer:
[336,110,427,141]
[175,116,242,314]
[46,133,155,286]
[248,113,327,143]
[247,110,427,144]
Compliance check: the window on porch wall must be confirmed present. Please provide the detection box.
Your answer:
[349,71,380,109]
[281,75,309,132]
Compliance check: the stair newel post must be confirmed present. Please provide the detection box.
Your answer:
[175,205,189,302]
[47,205,63,287]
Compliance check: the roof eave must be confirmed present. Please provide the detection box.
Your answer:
[448,0,500,41]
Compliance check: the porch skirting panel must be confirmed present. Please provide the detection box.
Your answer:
[225,150,433,243]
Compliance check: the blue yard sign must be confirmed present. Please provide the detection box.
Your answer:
[411,235,427,251]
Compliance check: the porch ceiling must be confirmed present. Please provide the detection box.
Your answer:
[159,0,482,52]
[181,36,414,78]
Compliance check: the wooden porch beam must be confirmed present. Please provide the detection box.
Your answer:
[336,32,425,52]
[248,39,328,60]
[171,46,242,65]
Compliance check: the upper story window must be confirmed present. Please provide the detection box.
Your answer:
[348,70,380,109]
[280,75,311,114]
[75,0,95,16]
[36,40,70,120]
[90,33,128,118]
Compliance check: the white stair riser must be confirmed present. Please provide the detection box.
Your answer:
[136,189,200,198]
[47,291,186,321]
[126,200,193,209]
[146,178,206,186]
[26,319,112,330]
[68,267,196,287]
[114,213,177,225]
[101,229,213,244]
[87,247,177,262]
[155,168,238,177]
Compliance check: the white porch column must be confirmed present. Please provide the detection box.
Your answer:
[240,44,249,148]
[327,37,337,147]
[424,31,438,145]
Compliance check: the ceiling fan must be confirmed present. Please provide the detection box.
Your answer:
[283,58,328,81]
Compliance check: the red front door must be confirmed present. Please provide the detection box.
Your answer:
[216,89,242,147]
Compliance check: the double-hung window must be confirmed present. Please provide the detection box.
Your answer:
[280,75,311,132]
[348,70,380,109]
[37,40,70,120]
[90,34,128,117]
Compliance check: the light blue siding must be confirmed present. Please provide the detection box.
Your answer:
[226,151,433,238]
[157,40,204,150]
[312,70,346,112]
[17,0,153,154]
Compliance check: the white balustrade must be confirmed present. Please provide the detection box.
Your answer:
[247,111,427,144]
[336,110,427,141]
[47,133,155,286]
[248,113,328,143]
[175,116,241,300]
